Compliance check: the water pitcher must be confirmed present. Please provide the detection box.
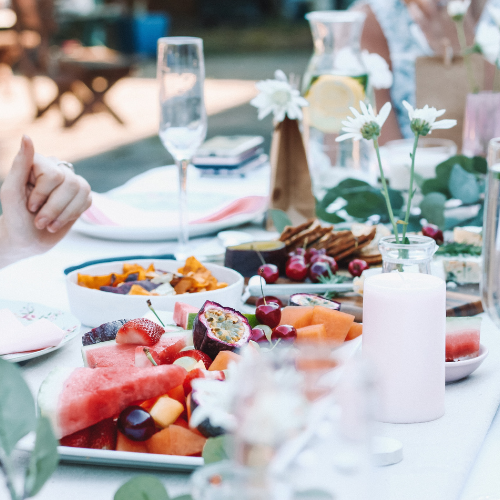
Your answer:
[482,138,500,327]
[302,10,374,198]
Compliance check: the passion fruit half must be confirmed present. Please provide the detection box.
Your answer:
[193,300,251,359]
[289,293,341,310]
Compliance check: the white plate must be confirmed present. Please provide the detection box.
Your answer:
[72,211,264,242]
[16,434,203,471]
[0,300,81,363]
[445,344,489,383]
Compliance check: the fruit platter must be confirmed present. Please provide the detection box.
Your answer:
[33,296,362,470]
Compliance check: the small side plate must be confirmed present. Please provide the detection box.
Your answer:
[445,344,489,383]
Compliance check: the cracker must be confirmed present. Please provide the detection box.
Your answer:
[279,219,315,242]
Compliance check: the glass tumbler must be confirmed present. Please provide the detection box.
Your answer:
[481,138,500,327]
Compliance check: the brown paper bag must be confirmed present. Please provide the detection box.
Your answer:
[267,117,316,228]
[415,54,486,151]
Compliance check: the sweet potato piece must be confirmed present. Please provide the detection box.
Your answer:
[345,323,363,341]
[78,273,114,289]
[128,284,152,295]
[146,425,206,456]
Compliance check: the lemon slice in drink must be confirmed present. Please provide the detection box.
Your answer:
[305,75,366,134]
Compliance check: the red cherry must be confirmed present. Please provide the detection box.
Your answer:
[422,224,444,245]
[305,248,319,263]
[272,325,297,343]
[256,296,283,308]
[258,264,279,284]
[308,261,331,283]
[286,258,308,282]
[310,254,339,273]
[293,248,306,257]
[348,259,369,277]
[249,327,269,343]
[117,406,156,441]
[255,303,281,329]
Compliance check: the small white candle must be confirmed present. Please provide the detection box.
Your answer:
[363,272,446,423]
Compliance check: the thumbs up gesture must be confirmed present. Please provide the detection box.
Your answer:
[0,136,92,268]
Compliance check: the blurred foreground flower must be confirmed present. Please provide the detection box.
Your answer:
[488,5,500,27]
[361,51,393,89]
[447,0,471,21]
[402,101,457,136]
[475,23,500,67]
[250,70,309,122]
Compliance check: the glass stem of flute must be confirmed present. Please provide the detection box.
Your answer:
[177,158,189,251]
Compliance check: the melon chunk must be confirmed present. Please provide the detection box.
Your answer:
[116,432,148,453]
[279,306,314,329]
[296,324,326,343]
[446,317,481,362]
[150,396,184,428]
[209,351,241,371]
[311,306,354,343]
[345,323,363,341]
[38,365,186,439]
[146,425,206,456]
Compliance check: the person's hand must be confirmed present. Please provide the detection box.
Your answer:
[0,135,92,266]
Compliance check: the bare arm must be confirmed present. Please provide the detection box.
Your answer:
[353,3,403,144]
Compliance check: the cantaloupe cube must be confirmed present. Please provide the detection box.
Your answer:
[345,323,362,341]
[167,385,185,407]
[150,396,184,428]
[279,306,314,329]
[116,432,148,453]
[146,425,206,456]
[209,351,241,371]
[296,324,326,343]
[311,306,354,343]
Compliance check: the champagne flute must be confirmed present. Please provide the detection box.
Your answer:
[157,37,207,256]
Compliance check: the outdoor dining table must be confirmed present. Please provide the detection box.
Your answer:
[1,228,500,500]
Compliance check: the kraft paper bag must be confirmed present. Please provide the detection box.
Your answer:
[267,116,316,229]
[415,54,485,152]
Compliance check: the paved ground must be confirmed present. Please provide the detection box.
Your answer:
[0,51,310,193]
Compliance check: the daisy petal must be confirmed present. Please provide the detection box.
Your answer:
[430,119,457,130]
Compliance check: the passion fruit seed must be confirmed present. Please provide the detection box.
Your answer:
[204,309,245,343]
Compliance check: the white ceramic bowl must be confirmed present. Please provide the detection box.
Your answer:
[66,259,244,327]
[445,344,489,383]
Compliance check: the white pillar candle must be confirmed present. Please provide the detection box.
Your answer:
[363,272,446,423]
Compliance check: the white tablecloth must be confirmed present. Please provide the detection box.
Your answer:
[1,230,500,500]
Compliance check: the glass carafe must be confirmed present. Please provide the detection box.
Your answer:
[481,138,500,327]
[379,235,437,274]
[302,11,374,199]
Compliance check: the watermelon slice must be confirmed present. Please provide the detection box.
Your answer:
[446,317,482,362]
[174,302,200,329]
[135,335,188,368]
[38,364,186,438]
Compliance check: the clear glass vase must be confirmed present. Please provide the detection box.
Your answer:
[462,92,500,158]
[481,138,500,328]
[302,10,374,199]
[379,235,437,274]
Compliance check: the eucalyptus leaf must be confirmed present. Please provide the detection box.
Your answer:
[344,191,386,218]
[420,192,446,228]
[24,417,59,497]
[0,358,37,456]
[202,436,229,464]
[448,164,480,204]
[114,476,169,500]
[315,200,345,224]
[421,177,450,197]
[172,496,193,500]
[472,156,488,174]
[268,209,292,233]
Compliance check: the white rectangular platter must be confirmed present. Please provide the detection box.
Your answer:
[17,435,203,471]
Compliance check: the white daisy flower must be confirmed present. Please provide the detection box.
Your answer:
[361,51,393,89]
[402,101,457,136]
[447,0,471,20]
[475,23,500,67]
[335,101,392,142]
[250,69,309,123]
[488,5,500,27]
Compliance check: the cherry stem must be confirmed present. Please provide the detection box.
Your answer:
[303,237,308,250]
[252,244,267,266]
[259,275,267,306]
[143,347,157,366]
[147,299,165,327]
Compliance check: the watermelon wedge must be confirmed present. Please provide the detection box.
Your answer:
[173,302,200,329]
[446,317,482,362]
[38,364,186,439]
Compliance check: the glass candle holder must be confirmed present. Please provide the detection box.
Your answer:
[379,235,437,274]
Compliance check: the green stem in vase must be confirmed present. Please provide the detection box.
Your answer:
[456,19,479,94]
[373,139,400,243]
[401,133,420,243]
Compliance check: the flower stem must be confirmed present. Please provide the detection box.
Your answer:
[373,139,400,243]
[402,133,420,243]
[456,19,479,94]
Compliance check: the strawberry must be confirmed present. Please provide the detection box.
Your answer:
[183,368,225,395]
[60,427,91,448]
[172,349,212,369]
[116,318,164,346]
[88,418,117,450]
